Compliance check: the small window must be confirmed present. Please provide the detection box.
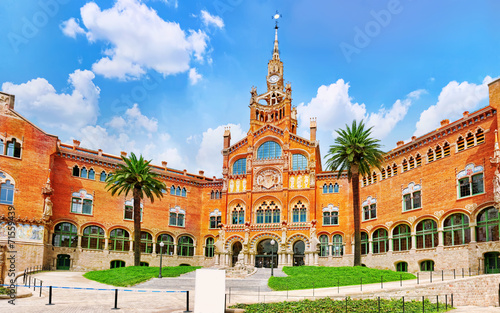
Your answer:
[182,188,187,197]
[435,146,442,160]
[209,215,221,229]
[0,180,15,205]
[205,237,215,257]
[71,190,93,215]
[409,157,415,170]
[6,138,21,158]
[466,133,475,148]
[72,165,80,177]
[396,262,408,272]
[381,168,386,180]
[80,167,88,179]
[322,184,327,193]
[169,207,185,227]
[415,154,422,167]
[361,232,369,255]
[333,183,339,193]
[457,136,465,152]
[332,234,343,256]
[100,171,107,182]
[176,187,181,196]
[88,169,95,180]
[392,164,398,175]
[140,232,154,254]
[329,183,333,193]
[420,260,434,271]
[427,149,434,162]
[110,260,125,269]
[402,159,408,172]
[443,143,450,157]
[362,203,377,221]
[476,129,484,144]
[372,172,377,183]
[231,204,245,224]
[387,166,392,177]
[319,235,329,257]
[170,185,175,195]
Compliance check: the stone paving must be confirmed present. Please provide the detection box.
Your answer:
[0,269,499,312]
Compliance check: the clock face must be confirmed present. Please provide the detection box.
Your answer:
[268,75,280,83]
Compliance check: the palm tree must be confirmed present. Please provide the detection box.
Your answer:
[106,152,166,266]
[325,120,384,266]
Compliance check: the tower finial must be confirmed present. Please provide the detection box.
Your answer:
[272,11,281,60]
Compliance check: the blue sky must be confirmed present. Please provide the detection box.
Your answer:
[1,0,499,176]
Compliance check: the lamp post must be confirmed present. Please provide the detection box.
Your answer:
[158,241,164,278]
[270,239,276,277]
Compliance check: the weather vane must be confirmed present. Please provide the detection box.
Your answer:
[272,10,282,28]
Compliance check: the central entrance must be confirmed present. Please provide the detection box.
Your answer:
[255,239,278,268]
[232,242,242,267]
[293,240,305,266]
[56,254,71,270]
[485,252,500,274]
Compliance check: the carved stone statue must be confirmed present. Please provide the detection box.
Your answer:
[250,86,257,104]
[494,169,500,203]
[309,220,320,252]
[214,225,225,252]
[43,197,53,220]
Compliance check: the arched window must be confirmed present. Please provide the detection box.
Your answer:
[88,169,95,180]
[323,205,339,226]
[396,262,408,272]
[231,204,245,224]
[265,208,272,223]
[6,138,21,158]
[71,190,93,215]
[435,146,442,160]
[334,183,339,193]
[402,159,408,172]
[457,164,484,198]
[0,139,3,155]
[140,232,153,253]
[372,228,389,254]
[176,186,181,196]
[476,128,485,145]
[100,171,107,182]
[457,136,465,152]
[381,168,386,179]
[0,180,15,205]
[420,260,434,271]
[392,224,411,251]
[52,222,78,247]
[443,142,450,157]
[392,163,398,175]
[178,236,194,256]
[329,183,334,193]
[109,229,130,251]
[322,184,327,194]
[427,149,434,162]
[170,185,175,195]
[416,219,438,249]
[81,225,105,250]
[233,158,246,175]
[372,172,377,183]
[215,190,220,199]
[182,188,187,197]
[332,234,343,256]
[211,190,215,199]
[205,237,215,257]
[256,209,264,224]
[361,232,369,255]
[292,200,306,223]
[72,165,80,177]
[257,201,280,224]
[292,154,307,171]
[319,235,329,257]
[363,176,367,186]
[157,234,174,255]
[257,141,282,160]
[466,132,475,148]
[416,154,422,167]
[443,213,470,246]
[409,156,415,170]
[80,167,88,178]
[387,166,392,177]
[477,207,500,242]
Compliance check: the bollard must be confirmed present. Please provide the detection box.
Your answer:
[451,293,454,307]
[46,286,54,305]
[39,281,42,297]
[345,297,348,313]
[462,268,464,278]
[478,265,481,275]
[360,277,362,291]
[453,269,456,279]
[469,267,471,277]
[381,276,383,289]
[442,270,444,281]
[33,278,36,291]
[430,271,432,283]
[400,274,402,287]
[184,290,192,313]
[112,288,119,310]
[29,276,31,288]
[378,296,380,313]
[446,294,448,310]
[436,295,439,311]
[417,272,419,284]
[402,296,405,313]
[422,296,425,313]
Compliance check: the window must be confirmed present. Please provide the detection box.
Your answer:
[362,197,377,221]
[372,229,389,254]
[387,166,392,177]
[71,190,93,215]
[123,200,143,221]
[100,171,107,182]
[319,235,329,256]
[231,204,245,224]
[140,232,154,253]
[176,187,181,196]
[177,236,194,256]
[72,165,80,177]
[0,140,3,155]
[109,229,130,251]
[416,154,422,167]
[427,149,434,162]
[443,213,470,246]
[52,222,78,247]
[416,219,438,249]
[476,207,499,242]
[170,185,175,195]
[322,205,339,226]
[205,237,215,257]
[402,159,408,172]
[466,132,474,148]
[372,172,377,183]
[476,129,484,144]
[292,154,307,171]
[402,183,422,211]
[182,188,187,197]
[392,164,398,175]
[209,209,222,228]
[361,232,369,255]
[6,138,21,158]
[0,179,15,205]
[381,168,386,179]
[457,136,465,152]
[332,234,343,256]
[420,260,434,271]
[257,141,282,160]
[169,206,185,227]
[80,167,88,178]
[233,158,247,175]
[256,201,280,224]
[334,183,339,193]
[392,224,411,251]
[157,234,174,255]
[409,157,415,170]
[292,200,306,223]
[435,146,442,160]
[443,142,450,157]
[140,262,149,267]
[88,169,95,180]
[457,164,484,198]
[110,260,125,269]
[396,262,408,272]
[323,184,327,193]
[81,226,105,250]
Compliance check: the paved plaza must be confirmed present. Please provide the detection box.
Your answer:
[0,269,499,312]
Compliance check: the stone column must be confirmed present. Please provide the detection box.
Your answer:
[411,232,417,250]
[470,224,476,242]
[129,239,134,252]
[104,237,109,250]
[437,228,444,247]
[368,240,373,256]
[314,253,319,265]
[215,253,220,265]
[173,244,178,256]
[77,235,82,249]
[152,242,157,254]
[388,235,393,252]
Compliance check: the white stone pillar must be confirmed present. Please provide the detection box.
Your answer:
[388,236,393,252]
[411,232,417,250]
[438,228,443,247]
[368,240,373,255]
[470,224,476,242]
[314,253,319,265]
[77,235,82,249]
[152,242,157,254]
[173,244,178,255]
[104,237,109,250]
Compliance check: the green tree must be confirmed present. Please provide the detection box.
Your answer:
[325,120,384,266]
[106,152,166,266]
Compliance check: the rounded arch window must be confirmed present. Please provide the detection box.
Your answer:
[82,225,105,250]
[257,141,282,160]
[53,222,78,247]
[178,236,194,256]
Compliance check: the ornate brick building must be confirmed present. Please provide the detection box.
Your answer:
[1,27,500,282]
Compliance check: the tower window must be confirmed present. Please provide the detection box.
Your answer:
[257,141,282,160]
[292,154,307,171]
[233,158,247,175]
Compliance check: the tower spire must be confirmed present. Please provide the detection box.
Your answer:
[272,11,281,60]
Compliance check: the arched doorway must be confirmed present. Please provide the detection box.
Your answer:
[255,239,278,268]
[484,252,500,274]
[232,241,242,267]
[293,241,305,266]
[56,254,71,270]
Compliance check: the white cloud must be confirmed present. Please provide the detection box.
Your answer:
[108,116,126,130]
[297,79,419,140]
[196,124,246,177]
[125,103,158,132]
[200,10,224,29]
[2,70,100,135]
[77,0,210,80]
[60,18,86,38]
[413,76,493,137]
[79,125,133,154]
[188,68,202,85]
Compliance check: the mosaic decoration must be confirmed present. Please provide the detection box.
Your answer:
[402,182,421,195]
[0,222,44,242]
[457,164,483,180]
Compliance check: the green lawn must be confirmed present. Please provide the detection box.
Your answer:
[83,266,200,287]
[232,297,452,313]
[268,266,415,291]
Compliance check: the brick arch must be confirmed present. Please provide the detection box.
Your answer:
[80,222,106,234]
[471,202,497,222]
[370,226,389,238]
[252,195,283,209]
[225,235,244,251]
[155,231,176,241]
[176,233,197,246]
[250,233,281,252]
[440,210,472,227]
[228,198,247,209]
[286,234,310,251]
[389,221,411,234]
[107,225,132,237]
[412,215,438,233]
[253,135,285,150]
[51,219,78,232]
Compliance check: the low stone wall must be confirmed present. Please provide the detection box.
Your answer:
[359,274,500,307]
